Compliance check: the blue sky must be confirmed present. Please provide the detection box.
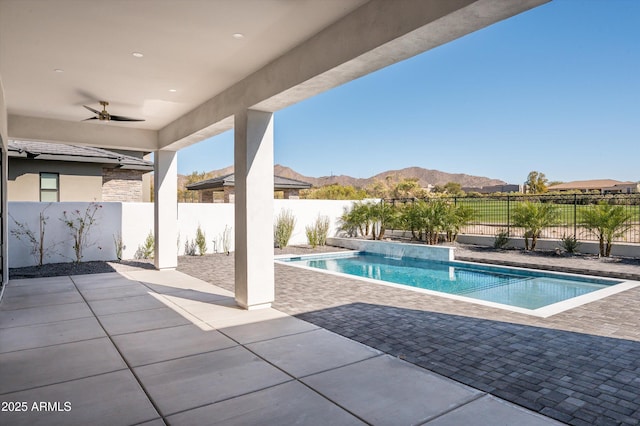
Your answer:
[178,0,640,185]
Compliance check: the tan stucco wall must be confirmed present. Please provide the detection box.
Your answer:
[8,159,103,201]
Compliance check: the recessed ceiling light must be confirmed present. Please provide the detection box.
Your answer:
[232,33,244,39]
[168,89,177,93]
[54,68,64,73]
[132,52,144,58]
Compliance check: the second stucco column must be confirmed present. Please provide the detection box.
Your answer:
[234,109,274,309]
[154,149,178,270]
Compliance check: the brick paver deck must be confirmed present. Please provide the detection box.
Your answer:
[178,246,640,426]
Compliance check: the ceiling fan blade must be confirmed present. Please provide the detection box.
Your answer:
[83,105,101,114]
[83,117,99,121]
[109,115,145,122]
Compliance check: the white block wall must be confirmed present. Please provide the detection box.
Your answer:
[8,202,121,268]
[8,200,353,268]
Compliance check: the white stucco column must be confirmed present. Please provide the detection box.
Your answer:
[1,77,9,287]
[234,109,274,309]
[154,150,178,270]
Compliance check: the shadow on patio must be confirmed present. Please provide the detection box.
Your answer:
[296,302,640,425]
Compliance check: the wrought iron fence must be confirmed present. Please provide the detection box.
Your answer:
[385,194,640,244]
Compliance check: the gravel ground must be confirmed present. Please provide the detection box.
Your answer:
[8,259,155,279]
[7,245,344,279]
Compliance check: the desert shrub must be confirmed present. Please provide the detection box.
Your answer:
[113,232,125,260]
[135,231,154,259]
[274,209,296,249]
[493,229,510,249]
[306,215,330,248]
[315,215,330,246]
[559,234,580,254]
[305,225,319,248]
[221,225,232,254]
[184,239,197,256]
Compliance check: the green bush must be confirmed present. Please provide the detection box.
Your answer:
[274,209,296,249]
[195,225,207,255]
[135,231,154,259]
[559,234,580,254]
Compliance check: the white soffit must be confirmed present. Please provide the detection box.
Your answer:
[0,0,368,130]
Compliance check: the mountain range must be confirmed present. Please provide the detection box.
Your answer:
[179,165,506,190]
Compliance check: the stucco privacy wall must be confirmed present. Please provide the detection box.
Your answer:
[9,200,353,267]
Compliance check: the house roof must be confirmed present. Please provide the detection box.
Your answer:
[8,140,154,171]
[547,179,634,191]
[186,173,312,191]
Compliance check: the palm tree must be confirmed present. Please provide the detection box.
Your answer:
[511,201,559,250]
[369,201,398,240]
[580,202,633,257]
[442,203,474,243]
[339,201,371,237]
[399,200,428,241]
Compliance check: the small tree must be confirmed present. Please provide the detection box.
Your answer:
[61,203,102,263]
[511,201,559,251]
[195,225,207,255]
[274,209,296,248]
[580,202,632,257]
[10,204,59,266]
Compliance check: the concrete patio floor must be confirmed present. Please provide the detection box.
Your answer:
[0,269,561,425]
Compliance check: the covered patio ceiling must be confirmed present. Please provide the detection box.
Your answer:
[0,0,549,152]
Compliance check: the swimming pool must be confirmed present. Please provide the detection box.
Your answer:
[279,251,630,316]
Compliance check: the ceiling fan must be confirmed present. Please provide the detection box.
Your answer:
[83,101,145,122]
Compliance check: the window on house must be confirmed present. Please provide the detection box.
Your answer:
[40,173,59,202]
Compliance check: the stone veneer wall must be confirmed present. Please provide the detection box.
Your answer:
[102,168,144,202]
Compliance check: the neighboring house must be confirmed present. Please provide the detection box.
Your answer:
[8,140,153,202]
[187,173,312,203]
[602,182,640,194]
[547,179,637,194]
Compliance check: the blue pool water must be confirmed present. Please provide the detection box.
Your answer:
[284,252,619,310]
